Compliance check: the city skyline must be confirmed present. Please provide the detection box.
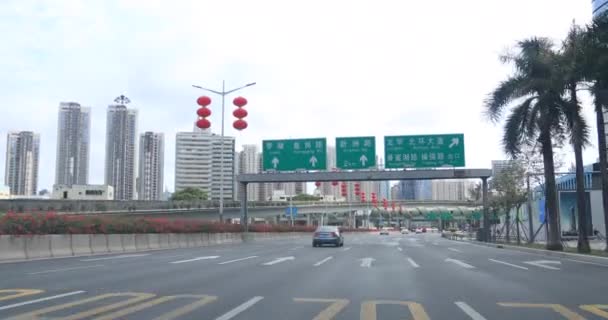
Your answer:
[0,1,598,194]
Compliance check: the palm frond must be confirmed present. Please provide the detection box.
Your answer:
[484,76,530,122]
[502,98,535,156]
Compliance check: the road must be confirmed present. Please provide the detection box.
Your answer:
[0,232,607,319]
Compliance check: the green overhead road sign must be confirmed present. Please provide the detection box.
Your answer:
[336,136,376,169]
[384,134,465,169]
[263,138,327,171]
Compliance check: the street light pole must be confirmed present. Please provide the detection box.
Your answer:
[192,81,256,223]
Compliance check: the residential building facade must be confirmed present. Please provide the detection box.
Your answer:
[55,102,90,187]
[5,131,40,196]
[138,132,164,200]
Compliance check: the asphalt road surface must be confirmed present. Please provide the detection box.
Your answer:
[1,232,608,319]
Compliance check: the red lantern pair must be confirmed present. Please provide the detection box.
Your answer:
[233,96,248,130]
[315,181,321,188]
[196,96,212,129]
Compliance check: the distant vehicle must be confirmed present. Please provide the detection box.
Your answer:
[415,228,422,234]
[400,228,409,234]
[422,227,427,233]
[379,227,391,235]
[312,226,344,247]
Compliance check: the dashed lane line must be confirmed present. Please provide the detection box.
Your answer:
[0,291,85,311]
[170,256,220,264]
[448,248,463,253]
[407,257,420,268]
[489,259,528,270]
[27,265,104,275]
[455,301,488,320]
[313,257,333,267]
[218,256,258,265]
[215,296,264,320]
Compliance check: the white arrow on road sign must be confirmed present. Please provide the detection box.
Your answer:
[449,137,460,148]
[523,260,561,270]
[272,157,279,169]
[445,258,475,269]
[309,156,318,167]
[360,257,375,268]
[360,154,368,166]
[263,256,295,266]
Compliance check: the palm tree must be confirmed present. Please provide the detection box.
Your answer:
[582,15,608,251]
[485,38,566,250]
[561,23,591,253]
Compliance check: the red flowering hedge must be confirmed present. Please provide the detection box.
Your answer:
[0,212,317,235]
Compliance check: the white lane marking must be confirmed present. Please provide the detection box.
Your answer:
[342,247,352,251]
[288,246,303,251]
[397,247,403,251]
[215,296,264,320]
[445,258,475,269]
[80,254,150,262]
[360,257,375,268]
[262,256,295,266]
[407,257,420,268]
[313,256,333,267]
[28,265,104,275]
[523,260,561,270]
[218,256,258,265]
[0,291,85,311]
[448,247,462,253]
[489,259,528,270]
[455,301,488,320]
[433,242,439,245]
[564,258,608,268]
[170,256,220,264]
[409,244,424,248]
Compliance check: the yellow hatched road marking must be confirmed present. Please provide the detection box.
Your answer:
[498,303,586,320]
[361,300,430,320]
[580,305,608,318]
[91,294,217,320]
[8,292,155,320]
[293,298,349,320]
[0,289,43,302]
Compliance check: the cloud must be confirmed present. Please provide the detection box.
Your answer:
[0,0,596,192]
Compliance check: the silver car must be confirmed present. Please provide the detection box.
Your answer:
[312,226,344,247]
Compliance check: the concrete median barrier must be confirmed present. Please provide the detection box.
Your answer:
[25,235,52,259]
[168,233,180,248]
[0,232,305,262]
[0,235,26,261]
[71,234,92,256]
[91,234,109,254]
[135,234,149,250]
[122,234,136,252]
[107,235,124,253]
[147,234,160,249]
[50,235,73,257]
[187,233,202,247]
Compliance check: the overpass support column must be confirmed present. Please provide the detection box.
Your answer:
[482,177,489,242]
[240,182,248,233]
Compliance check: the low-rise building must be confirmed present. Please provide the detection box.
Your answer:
[0,186,11,199]
[52,185,114,200]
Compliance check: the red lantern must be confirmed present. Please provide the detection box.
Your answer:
[197,96,211,107]
[196,118,211,129]
[315,181,321,187]
[233,119,248,130]
[233,108,248,118]
[233,96,247,107]
[331,181,338,186]
[197,107,211,117]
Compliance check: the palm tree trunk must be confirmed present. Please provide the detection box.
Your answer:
[595,93,608,252]
[505,208,511,243]
[570,86,591,253]
[539,130,563,250]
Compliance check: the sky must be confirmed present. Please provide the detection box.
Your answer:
[0,0,598,193]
